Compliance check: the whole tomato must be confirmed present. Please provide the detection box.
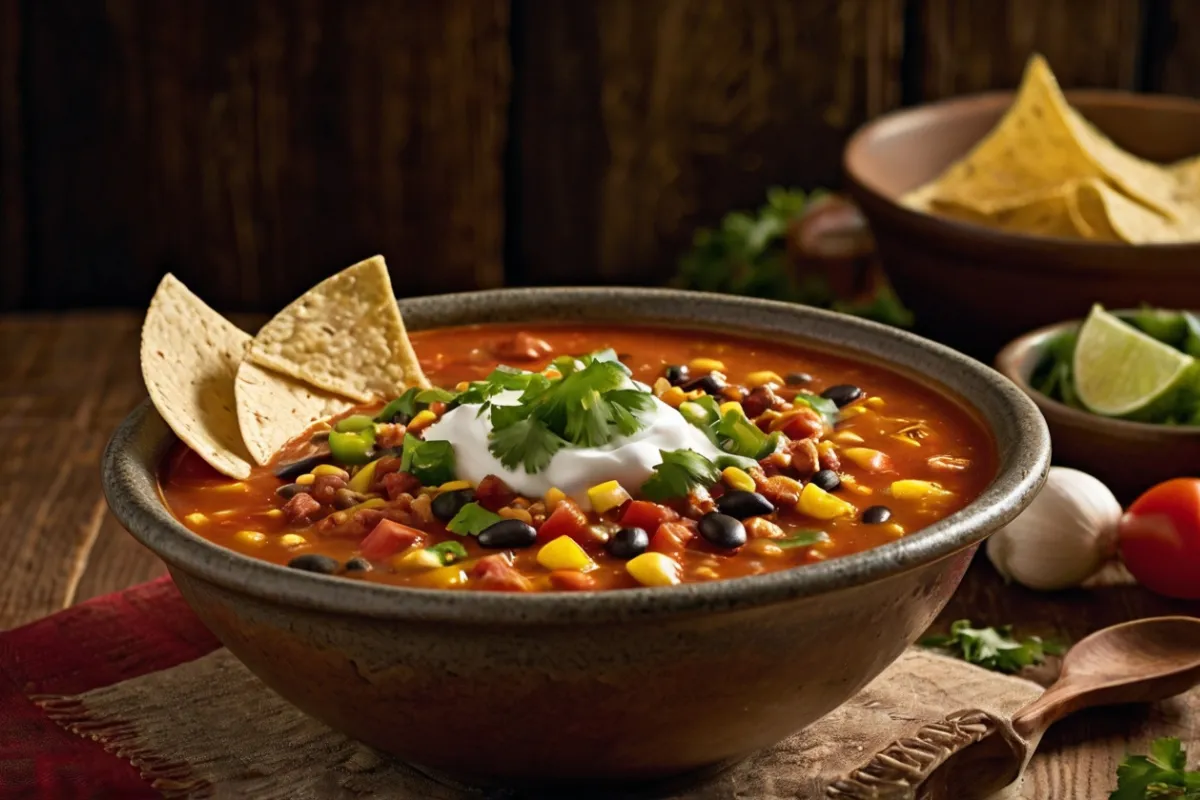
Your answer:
[1118,478,1200,599]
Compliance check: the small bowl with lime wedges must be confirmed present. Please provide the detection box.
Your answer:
[997,305,1200,502]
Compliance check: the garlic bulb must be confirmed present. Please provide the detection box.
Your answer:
[986,466,1121,591]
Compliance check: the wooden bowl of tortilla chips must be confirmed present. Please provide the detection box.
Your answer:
[844,54,1200,358]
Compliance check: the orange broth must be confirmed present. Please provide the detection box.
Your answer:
[160,323,996,591]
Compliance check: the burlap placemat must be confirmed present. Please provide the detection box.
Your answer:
[38,645,1042,799]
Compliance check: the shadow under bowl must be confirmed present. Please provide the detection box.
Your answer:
[996,317,1200,504]
[102,288,1050,787]
[844,90,1200,360]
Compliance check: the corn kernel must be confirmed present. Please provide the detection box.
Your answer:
[694,566,719,580]
[414,565,467,588]
[499,506,533,524]
[865,396,885,409]
[211,481,249,492]
[312,464,349,478]
[757,409,782,427]
[890,434,921,448]
[843,447,891,472]
[883,522,906,537]
[652,377,671,396]
[834,431,864,444]
[719,401,743,416]
[436,479,473,493]
[455,381,470,392]
[721,466,756,493]
[817,440,837,456]
[234,530,267,546]
[744,539,784,557]
[746,370,784,387]
[626,552,681,586]
[688,357,726,373]
[796,483,856,520]
[346,459,380,494]
[295,473,316,486]
[396,548,443,570]
[543,368,563,380]
[587,480,631,514]
[544,487,566,510]
[890,479,953,501]
[840,405,869,418]
[844,482,872,496]
[263,509,284,519]
[537,536,596,572]
[184,512,208,525]
[408,409,438,432]
[660,386,688,408]
[278,533,307,548]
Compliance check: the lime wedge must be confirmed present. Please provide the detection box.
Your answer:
[1073,304,1195,417]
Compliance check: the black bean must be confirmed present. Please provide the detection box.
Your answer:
[785,372,813,386]
[820,384,864,408]
[477,519,538,549]
[275,453,331,480]
[287,554,340,574]
[343,557,373,573]
[697,512,747,550]
[811,469,841,492]
[431,489,476,521]
[862,505,892,525]
[684,372,726,396]
[665,364,690,386]
[715,491,775,520]
[275,483,310,499]
[606,527,649,560]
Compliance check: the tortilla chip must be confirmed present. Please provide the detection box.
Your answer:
[1170,154,1200,201]
[140,275,254,479]
[234,362,352,466]
[245,256,428,403]
[905,54,1187,223]
[1072,178,1195,244]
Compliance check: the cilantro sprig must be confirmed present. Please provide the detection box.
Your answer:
[920,619,1065,674]
[641,449,721,501]
[1112,738,1200,799]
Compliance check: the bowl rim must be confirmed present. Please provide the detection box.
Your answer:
[843,88,1200,260]
[103,287,1050,625]
[996,313,1200,437]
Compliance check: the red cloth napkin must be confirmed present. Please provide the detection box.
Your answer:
[0,577,219,799]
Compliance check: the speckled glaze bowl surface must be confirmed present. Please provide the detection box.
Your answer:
[103,288,1050,786]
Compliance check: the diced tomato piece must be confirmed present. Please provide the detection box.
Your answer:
[359,519,424,560]
[536,499,591,544]
[381,471,421,501]
[472,554,534,592]
[620,500,679,531]
[549,570,596,591]
[779,409,823,441]
[649,521,695,558]
[476,474,516,511]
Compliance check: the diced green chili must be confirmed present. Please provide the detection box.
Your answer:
[777,530,829,550]
[334,414,376,433]
[426,540,469,565]
[399,433,457,486]
[329,427,376,465]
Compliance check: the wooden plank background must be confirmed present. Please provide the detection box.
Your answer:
[2,0,1197,311]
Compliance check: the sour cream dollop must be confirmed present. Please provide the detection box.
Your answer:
[422,389,721,509]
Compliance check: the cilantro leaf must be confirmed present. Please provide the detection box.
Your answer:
[376,387,454,423]
[488,416,567,473]
[777,531,829,550]
[641,449,721,501]
[1111,738,1200,799]
[399,433,457,486]
[791,392,840,427]
[920,620,1064,674]
[607,389,656,435]
[445,502,504,536]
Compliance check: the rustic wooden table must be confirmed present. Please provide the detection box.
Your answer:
[3,312,1198,798]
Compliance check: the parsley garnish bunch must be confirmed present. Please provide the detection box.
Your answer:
[1113,738,1200,799]
[920,619,1064,674]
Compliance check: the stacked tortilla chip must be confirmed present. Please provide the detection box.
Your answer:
[140,256,428,478]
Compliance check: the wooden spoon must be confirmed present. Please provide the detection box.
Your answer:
[828,616,1200,800]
